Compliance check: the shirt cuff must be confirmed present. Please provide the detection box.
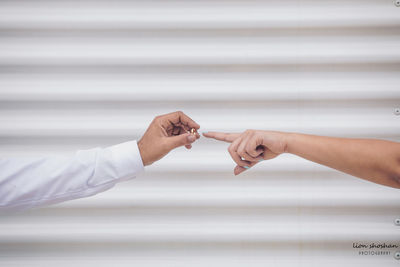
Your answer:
[108,140,145,181]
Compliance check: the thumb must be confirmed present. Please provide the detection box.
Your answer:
[234,165,246,175]
[165,133,196,150]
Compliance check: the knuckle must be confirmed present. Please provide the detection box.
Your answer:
[246,146,255,155]
[254,131,262,139]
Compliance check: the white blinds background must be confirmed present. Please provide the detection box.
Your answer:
[0,0,399,266]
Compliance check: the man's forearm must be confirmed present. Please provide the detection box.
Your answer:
[0,111,201,212]
[285,133,400,188]
[0,141,144,211]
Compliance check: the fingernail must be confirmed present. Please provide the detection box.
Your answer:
[187,135,196,142]
[244,166,250,169]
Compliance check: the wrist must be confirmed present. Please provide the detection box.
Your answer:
[137,139,148,166]
[283,132,297,154]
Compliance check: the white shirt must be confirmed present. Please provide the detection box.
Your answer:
[0,140,144,212]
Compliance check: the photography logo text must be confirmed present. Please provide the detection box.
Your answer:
[352,242,399,259]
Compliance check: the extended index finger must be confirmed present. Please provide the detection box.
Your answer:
[203,132,240,143]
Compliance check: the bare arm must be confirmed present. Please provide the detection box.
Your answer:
[204,130,400,189]
[286,133,400,189]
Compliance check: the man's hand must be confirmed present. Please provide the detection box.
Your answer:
[203,130,288,175]
[138,111,200,166]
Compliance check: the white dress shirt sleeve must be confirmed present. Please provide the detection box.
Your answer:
[0,140,144,212]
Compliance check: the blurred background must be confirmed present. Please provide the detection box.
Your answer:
[0,0,399,266]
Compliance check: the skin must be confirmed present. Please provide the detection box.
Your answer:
[203,130,400,189]
[138,111,200,166]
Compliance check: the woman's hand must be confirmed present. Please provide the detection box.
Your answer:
[203,130,289,175]
[205,129,400,188]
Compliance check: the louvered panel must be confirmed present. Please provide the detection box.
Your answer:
[0,0,399,266]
